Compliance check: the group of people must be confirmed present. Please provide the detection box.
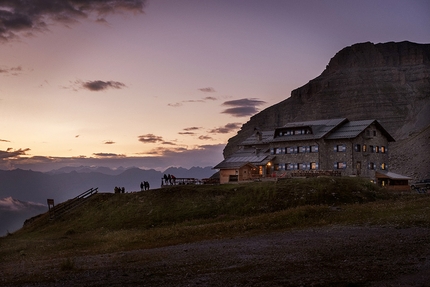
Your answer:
[162,174,176,185]
[114,186,125,193]
[140,181,150,191]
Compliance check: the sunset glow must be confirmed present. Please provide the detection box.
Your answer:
[1,0,429,171]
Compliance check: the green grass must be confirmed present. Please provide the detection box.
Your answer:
[1,177,429,263]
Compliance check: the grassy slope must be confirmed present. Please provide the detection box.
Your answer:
[1,177,429,263]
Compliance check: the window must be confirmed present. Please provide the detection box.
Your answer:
[287,163,298,170]
[373,130,377,136]
[368,162,375,170]
[310,162,319,170]
[370,145,374,153]
[298,163,310,170]
[354,144,361,152]
[362,144,367,152]
[335,162,347,169]
[380,163,386,170]
[310,145,319,153]
[334,144,346,152]
[274,147,284,154]
[287,147,297,154]
[375,146,379,153]
[380,146,386,153]
[274,164,280,171]
[298,146,307,153]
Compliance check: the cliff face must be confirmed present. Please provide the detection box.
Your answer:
[224,41,430,179]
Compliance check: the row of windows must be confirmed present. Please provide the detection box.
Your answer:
[274,162,319,171]
[271,145,319,155]
[273,162,387,171]
[354,144,386,153]
[271,144,386,155]
[278,128,312,137]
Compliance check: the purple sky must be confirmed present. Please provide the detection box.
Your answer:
[0,0,429,172]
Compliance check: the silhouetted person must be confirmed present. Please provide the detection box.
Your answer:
[163,174,168,185]
[167,174,172,185]
[171,174,176,185]
[140,182,144,191]
[121,187,125,193]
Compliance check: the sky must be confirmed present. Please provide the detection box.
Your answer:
[0,0,429,172]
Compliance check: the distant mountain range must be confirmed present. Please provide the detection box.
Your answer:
[0,166,216,203]
[0,166,216,236]
[0,197,46,236]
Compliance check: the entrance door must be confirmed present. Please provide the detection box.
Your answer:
[356,161,361,176]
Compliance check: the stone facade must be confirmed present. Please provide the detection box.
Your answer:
[215,119,394,183]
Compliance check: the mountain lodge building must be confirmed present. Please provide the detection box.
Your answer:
[214,118,408,188]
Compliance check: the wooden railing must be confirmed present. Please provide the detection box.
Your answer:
[49,187,98,220]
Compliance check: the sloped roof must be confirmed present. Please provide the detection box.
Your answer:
[376,170,411,180]
[272,118,347,142]
[326,120,395,141]
[241,130,274,145]
[213,148,273,169]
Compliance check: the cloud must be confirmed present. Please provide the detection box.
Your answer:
[209,123,242,134]
[138,134,163,143]
[198,135,213,140]
[198,87,216,93]
[0,148,30,159]
[183,127,201,131]
[178,132,195,135]
[81,80,126,91]
[0,139,11,143]
[104,141,115,145]
[93,153,125,158]
[168,95,218,108]
[0,66,23,76]
[137,134,175,145]
[0,0,146,43]
[221,98,267,117]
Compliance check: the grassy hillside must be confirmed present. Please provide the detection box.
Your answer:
[1,177,429,262]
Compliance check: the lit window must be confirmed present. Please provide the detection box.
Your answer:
[380,146,385,153]
[362,144,367,152]
[336,162,347,169]
[311,162,318,170]
[380,163,386,170]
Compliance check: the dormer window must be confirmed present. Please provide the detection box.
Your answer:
[255,131,262,141]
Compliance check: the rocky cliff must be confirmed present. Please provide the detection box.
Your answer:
[224,41,430,180]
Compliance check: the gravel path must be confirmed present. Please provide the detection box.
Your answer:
[2,226,430,286]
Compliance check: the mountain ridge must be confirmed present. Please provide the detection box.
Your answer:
[223,41,430,179]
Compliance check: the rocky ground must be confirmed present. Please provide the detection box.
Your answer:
[1,225,430,286]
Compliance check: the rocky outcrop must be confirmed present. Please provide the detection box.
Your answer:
[224,41,430,179]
